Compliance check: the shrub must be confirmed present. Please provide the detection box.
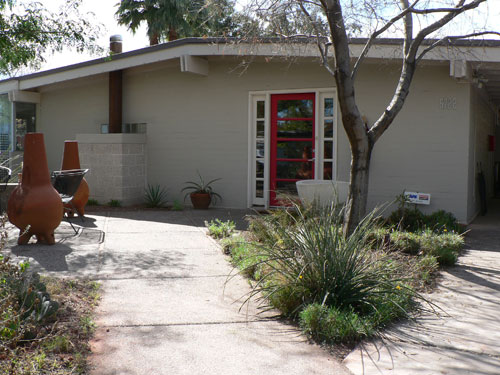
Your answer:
[86,199,99,206]
[108,199,121,207]
[172,199,184,211]
[0,257,59,345]
[243,202,417,321]
[144,184,167,208]
[419,231,464,266]
[206,219,235,239]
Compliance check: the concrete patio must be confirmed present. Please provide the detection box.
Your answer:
[1,208,352,375]
[2,206,500,374]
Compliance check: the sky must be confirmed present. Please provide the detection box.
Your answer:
[29,0,500,74]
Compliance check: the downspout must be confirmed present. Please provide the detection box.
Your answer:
[109,35,123,134]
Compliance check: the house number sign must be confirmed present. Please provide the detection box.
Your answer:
[440,97,457,110]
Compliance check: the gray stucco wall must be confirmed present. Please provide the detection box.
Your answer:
[36,57,471,221]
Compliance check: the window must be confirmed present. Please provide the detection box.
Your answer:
[14,102,36,151]
[320,95,335,180]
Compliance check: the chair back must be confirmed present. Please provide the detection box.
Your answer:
[51,169,88,197]
[0,166,11,192]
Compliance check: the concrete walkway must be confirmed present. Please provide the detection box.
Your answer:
[344,210,500,374]
[2,209,352,375]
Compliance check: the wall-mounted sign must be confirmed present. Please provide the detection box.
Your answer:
[405,191,431,205]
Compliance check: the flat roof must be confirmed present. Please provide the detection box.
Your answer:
[1,37,500,92]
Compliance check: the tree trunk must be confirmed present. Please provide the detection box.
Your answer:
[168,28,178,41]
[149,33,159,46]
[344,142,373,235]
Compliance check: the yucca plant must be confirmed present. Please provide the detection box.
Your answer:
[242,201,420,319]
[144,184,168,208]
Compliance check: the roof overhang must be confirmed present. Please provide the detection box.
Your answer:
[1,37,500,97]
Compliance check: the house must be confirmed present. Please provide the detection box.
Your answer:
[0,37,499,224]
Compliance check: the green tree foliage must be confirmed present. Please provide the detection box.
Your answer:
[0,0,103,75]
[115,0,240,45]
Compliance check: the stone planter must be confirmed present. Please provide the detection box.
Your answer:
[8,133,63,245]
[61,140,89,216]
[296,180,349,207]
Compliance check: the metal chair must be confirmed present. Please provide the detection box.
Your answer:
[0,166,11,213]
[51,169,88,233]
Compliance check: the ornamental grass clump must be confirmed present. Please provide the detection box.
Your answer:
[243,202,423,343]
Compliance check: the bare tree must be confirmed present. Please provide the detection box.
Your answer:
[244,0,499,233]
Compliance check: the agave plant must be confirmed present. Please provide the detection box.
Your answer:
[144,184,168,208]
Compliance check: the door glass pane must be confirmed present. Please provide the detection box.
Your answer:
[277,142,313,159]
[0,95,11,153]
[277,100,313,118]
[257,120,265,138]
[256,140,265,158]
[276,181,298,196]
[256,180,264,198]
[277,161,313,179]
[15,102,36,151]
[324,98,334,117]
[324,141,333,159]
[324,162,332,180]
[277,120,313,138]
[257,100,265,119]
[324,119,333,138]
[256,160,264,178]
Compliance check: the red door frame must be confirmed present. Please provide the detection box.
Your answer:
[270,93,315,206]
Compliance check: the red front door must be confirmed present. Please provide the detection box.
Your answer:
[270,93,315,206]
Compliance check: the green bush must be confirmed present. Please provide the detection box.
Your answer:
[144,184,167,208]
[244,202,417,321]
[108,199,121,207]
[206,219,235,239]
[389,231,421,255]
[222,236,266,280]
[387,206,462,234]
[419,231,464,266]
[0,257,59,345]
[86,199,99,206]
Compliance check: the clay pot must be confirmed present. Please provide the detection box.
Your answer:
[190,193,211,209]
[8,133,63,245]
[61,141,89,216]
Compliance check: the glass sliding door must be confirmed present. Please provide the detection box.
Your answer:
[0,95,12,155]
[14,102,36,151]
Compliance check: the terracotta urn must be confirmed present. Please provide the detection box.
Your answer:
[190,193,211,209]
[61,140,89,216]
[8,133,63,245]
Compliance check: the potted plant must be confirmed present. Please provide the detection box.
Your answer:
[182,172,221,209]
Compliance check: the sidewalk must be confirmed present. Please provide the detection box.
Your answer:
[343,210,500,374]
[3,209,352,375]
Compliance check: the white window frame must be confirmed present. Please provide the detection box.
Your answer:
[247,88,338,208]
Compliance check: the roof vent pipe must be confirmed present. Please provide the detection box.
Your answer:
[110,35,123,54]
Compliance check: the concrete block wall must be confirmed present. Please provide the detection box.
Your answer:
[76,134,147,205]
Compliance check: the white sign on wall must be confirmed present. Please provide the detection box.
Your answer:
[404,191,431,205]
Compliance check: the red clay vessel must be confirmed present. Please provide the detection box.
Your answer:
[8,133,63,245]
[61,140,89,216]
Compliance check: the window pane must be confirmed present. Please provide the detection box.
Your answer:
[257,120,265,138]
[324,119,333,138]
[277,141,313,159]
[324,98,334,117]
[276,180,298,196]
[256,180,264,198]
[257,100,265,119]
[0,95,11,152]
[256,160,264,178]
[324,141,333,159]
[277,161,313,179]
[15,102,36,151]
[256,140,265,158]
[323,162,332,180]
[277,120,313,138]
[277,100,313,118]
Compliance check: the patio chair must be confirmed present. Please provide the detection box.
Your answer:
[0,166,11,212]
[51,169,88,233]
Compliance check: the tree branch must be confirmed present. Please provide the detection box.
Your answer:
[351,0,419,82]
